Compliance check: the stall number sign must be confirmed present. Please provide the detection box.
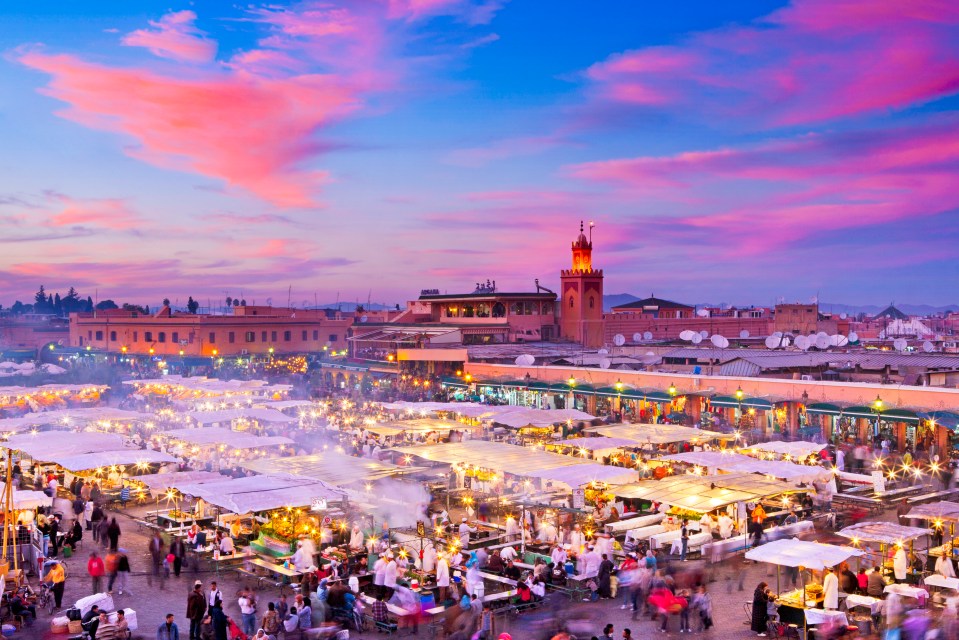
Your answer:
[322,516,332,526]
[417,521,426,537]
[572,488,586,509]
[871,471,887,495]
[311,498,328,512]
[464,476,472,489]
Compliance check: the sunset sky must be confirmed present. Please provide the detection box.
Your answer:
[2,1,958,308]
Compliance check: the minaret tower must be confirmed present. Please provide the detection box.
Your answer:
[560,221,604,347]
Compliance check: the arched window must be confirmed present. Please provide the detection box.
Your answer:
[589,296,595,309]
[569,296,574,308]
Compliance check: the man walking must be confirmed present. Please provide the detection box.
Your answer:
[238,588,257,637]
[186,581,206,640]
[170,536,187,578]
[149,531,165,588]
[157,613,180,640]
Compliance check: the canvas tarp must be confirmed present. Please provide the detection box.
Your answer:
[745,538,863,569]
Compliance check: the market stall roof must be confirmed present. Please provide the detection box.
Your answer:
[53,448,177,472]
[741,441,824,459]
[553,437,643,451]
[523,463,637,488]
[611,473,798,513]
[902,501,959,522]
[660,451,831,484]
[123,376,292,395]
[587,423,734,444]
[385,418,480,433]
[252,400,316,410]
[0,384,108,396]
[172,474,345,513]
[134,471,225,492]
[392,440,610,482]
[13,489,52,511]
[745,538,863,569]
[187,408,297,425]
[239,452,423,486]
[163,427,293,450]
[5,431,127,458]
[837,522,930,545]
[0,407,153,432]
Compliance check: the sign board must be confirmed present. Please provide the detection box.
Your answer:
[311,498,328,512]
[871,471,887,495]
[464,476,472,489]
[322,515,333,526]
[416,521,426,537]
[572,488,586,510]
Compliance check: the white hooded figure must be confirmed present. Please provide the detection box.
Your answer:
[466,563,484,600]
[299,536,317,565]
[436,554,450,588]
[569,525,586,554]
[579,545,600,578]
[718,514,735,539]
[422,543,437,573]
[538,521,558,544]
[291,541,310,572]
[596,534,613,559]
[937,554,957,578]
[505,517,521,542]
[349,524,364,551]
[384,555,398,590]
[373,556,387,591]
[823,567,839,610]
[893,547,908,581]
[550,545,567,566]
[458,518,476,548]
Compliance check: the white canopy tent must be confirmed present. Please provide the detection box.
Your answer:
[903,501,959,523]
[0,407,153,433]
[5,432,127,459]
[552,436,644,458]
[660,451,831,484]
[52,449,177,472]
[134,471,225,492]
[239,451,423,486]
[163,427,293,450]
[12,489,53,511]
[187,408,297,425]
[587,423,733,445]
[523,464,637,488]
[745,538,864,569]
[252,400,316,410]
[837,522,930,545]
[171,474,345,513]
[611,473,798,514]
[742,441,823,459]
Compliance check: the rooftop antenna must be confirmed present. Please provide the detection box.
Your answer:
[589,220,595,244]
[288,285,292,309]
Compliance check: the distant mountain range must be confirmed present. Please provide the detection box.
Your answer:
[602,294,957,316]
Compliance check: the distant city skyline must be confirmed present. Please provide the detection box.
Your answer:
[2,1,958,305]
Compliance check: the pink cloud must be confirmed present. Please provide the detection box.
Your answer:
[584,0,959,125]
[569,118,959,254]
[19,51,359,207]
[122,10,217,63]
[387,0,504,24]
[46,195,141,230]
[446,135,566,167]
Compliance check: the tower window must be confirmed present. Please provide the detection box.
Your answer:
[569,296,574,308]
[589,296,595,309]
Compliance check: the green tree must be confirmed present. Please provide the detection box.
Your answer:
[95,300,119,311]
[187,296,199,314]
[34,285,48,311]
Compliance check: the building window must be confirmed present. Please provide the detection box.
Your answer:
[145,331,153,342]
[133,331,138,342]
[158,332,166,343]
[228,332,235,344]
[95,331,103,341]
[329,334,338,342]
[262,331,268,342]
[88,331,92,340]
[209,332,215,344]
[245,331,255,343]
[271,331,277,342]
[302,330,307,340]
[108,331,116,342]
[172,332,179,343]
[313,330,319,340]
[589,296,595,309]
[569,296,574,308]
[284,331,291,341]
[492,302,505,318]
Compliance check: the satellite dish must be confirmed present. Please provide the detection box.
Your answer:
[598,348,609,355]
[764,336,778,349]
[893,338,908,352]
[691,334,703,344]
[739,330,750,339]
[515,354,535,366]
[699,330,709,338]
[696,309,709,317]
[835,335,849,347]
[710,335,729,349]
[633,333,643,342]
[794,335,810,351]
[613,334,626,347]
[923,341,935,353]
[848,332,859,343]
[772,332,783,339]
[679,330,694,341]
[815,335,830,350]
[360,315,368,323]
[817,331,829,340]
[599,358,611,369]
[643,331,653,341]
[840,313,848,320]
[828,334,841,347]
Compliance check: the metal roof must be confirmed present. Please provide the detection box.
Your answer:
[657,348,959,371]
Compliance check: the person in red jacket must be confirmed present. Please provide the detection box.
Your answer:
[88,550,106,595]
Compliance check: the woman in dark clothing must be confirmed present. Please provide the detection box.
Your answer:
[751,581,771,635]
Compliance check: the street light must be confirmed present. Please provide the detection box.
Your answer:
[668,383,677,397]
[735,386,744,428]
[615,379,624,392]
[567,377,576,387]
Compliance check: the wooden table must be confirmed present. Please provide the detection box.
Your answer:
[247,557,303,582]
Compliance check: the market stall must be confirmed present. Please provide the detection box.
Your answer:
[239,451,424,487]
[837,521,930,586]
[901,502,959,566]
[548,436,641,460]
[659,451,832,485]
[741,440,824,463]
[745,538,864,629]
[586,423,734,451]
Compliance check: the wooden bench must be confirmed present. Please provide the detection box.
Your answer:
[907,489,959,505]
[363,614,398,634]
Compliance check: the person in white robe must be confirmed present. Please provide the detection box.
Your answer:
[937,554,957,578]
[823,567,839,610]
[569,525,586,554]
[349,523,364,551]
[579,545,600,578]
[458,518,476,549]
[551,544,567,566]
[538,521,558,544]
[893,547,908,581]
[504,517,521,543]
[436,552,451,602]
[422,543,437,573]
[718,513,735,540]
